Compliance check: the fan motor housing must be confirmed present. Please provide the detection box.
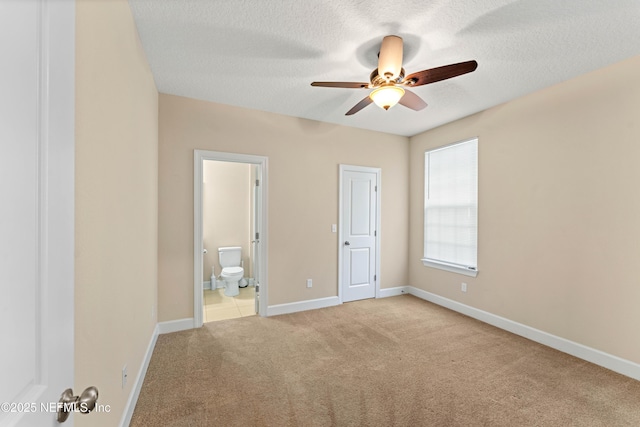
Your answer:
[369,68,405,87]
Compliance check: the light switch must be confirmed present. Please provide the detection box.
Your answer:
[331,224,337,233]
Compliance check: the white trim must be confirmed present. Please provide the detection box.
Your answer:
[119,325,159,427]
[378,286,410,298]
[421,259,479,277]
[267,296,341,316]
[194,150,269,328]
[406,286,640,381]
[120,317,198,426]
[203,280,211,290]
[157,318,195,335]
[338,165,382,303]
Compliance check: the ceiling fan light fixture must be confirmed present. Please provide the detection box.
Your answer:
[370,86,405,110]
[310,34,477,116]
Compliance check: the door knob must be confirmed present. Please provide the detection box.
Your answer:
[344,241,350,246]
[57,386,99,423]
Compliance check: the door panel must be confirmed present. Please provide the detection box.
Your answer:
[252,171,261,314]
[0,1,75,425]
[341,168,378,302]
[350,248,371,285]
[350,180,371,236]
[0,0,39,406]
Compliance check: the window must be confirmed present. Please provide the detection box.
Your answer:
[422,138,478,277]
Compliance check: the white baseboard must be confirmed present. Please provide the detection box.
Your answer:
[157,318,195,334]
[405,286,640,381]
[378,286,410,298]
[119,318,196,425]
[268,296,341,316]
[119,324,159,427]
[203,280,211,290]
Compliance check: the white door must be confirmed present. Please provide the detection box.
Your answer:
[251,171,261,314]
[340,166,379,302]
[0,1,75,425]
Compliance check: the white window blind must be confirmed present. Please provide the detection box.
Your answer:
[423,138,478,276]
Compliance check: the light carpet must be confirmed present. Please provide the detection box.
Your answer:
[131,295,640,426]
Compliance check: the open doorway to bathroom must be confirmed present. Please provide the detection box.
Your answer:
[194,150,268,327]
[203,160,255,322]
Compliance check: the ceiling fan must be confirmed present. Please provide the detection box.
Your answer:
[311,35,478,116]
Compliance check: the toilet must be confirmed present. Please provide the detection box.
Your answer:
[218,246,244,297]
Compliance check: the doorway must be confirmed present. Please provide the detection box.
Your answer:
[194,150,268,327]
[339,165,381,302]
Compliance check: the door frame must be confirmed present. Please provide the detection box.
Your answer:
[193,150,268,326]
[338,164,381,303]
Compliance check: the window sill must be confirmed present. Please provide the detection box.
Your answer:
[421,259,478,277]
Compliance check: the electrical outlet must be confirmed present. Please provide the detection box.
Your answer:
[306,279,312,288]
[461,283,467,293]
[331,224,337,233]
[122,365,128,388]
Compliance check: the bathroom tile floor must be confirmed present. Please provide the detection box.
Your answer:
[203,286,256,322]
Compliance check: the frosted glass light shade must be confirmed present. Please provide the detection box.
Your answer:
[370,86,405,110]
[378,35,403,80]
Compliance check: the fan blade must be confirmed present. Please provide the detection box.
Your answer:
[311,82,369,89]
[378,35,403,80]
[398,89,427,111]
[403,60,478,87]
[345,96,373,116]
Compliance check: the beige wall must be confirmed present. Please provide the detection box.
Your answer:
[159,94,409,321]
[203,161,252,281]
[70,0,640,419]
[409,55,640,364]
[75,1,158,426]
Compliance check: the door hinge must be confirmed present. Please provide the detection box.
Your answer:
[374,275,377,282]
[374,230,377,237]
[375,185,377,192]
[255,232,260,240]
[255,179,260,186]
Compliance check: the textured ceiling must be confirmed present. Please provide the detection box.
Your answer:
[129,0,640,137]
